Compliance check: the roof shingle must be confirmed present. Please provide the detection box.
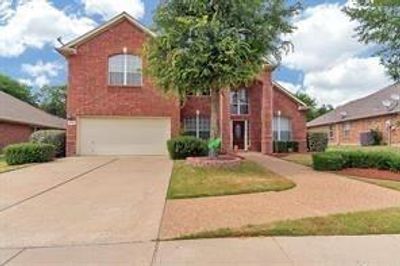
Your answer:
[0,91,66,129]
[307,83,400,127]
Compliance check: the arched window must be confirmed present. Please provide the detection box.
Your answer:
[108,54,142,86]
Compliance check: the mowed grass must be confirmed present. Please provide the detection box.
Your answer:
[176,207,400,239]
[350,176,400,192]
[167,160,295,199]
[281,153,313,167]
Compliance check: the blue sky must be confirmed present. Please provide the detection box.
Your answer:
[0,0,392,106]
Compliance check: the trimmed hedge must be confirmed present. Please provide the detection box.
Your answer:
[167,136,208,160]
[30,130,66,157]
[307,133,328,152]
[312,152,344,171]
[273,141,299,153]
[4,143,56,165]
[312,150,400,172]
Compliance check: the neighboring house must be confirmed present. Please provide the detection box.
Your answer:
[57,12,308,156]
[0,91,66,150]
[308,83,400,146]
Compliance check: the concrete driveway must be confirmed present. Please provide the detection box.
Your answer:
[0,156,172,265]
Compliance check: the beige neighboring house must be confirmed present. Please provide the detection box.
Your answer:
[0,91,66,150]
[307,83,400,146]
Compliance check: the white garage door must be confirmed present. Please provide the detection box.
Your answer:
[79,117,171,155]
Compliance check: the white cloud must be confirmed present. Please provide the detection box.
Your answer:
[283,3,365,72]
[82,0,145,20]
[280,1,392,107]
[21,60,63,87]
[0,0,96,57]
[304,57,392,106]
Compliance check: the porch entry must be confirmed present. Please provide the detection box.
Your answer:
[232,120,249,150]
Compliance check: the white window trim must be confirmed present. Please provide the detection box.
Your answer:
[231,89,249,115]
[109,54,143,87]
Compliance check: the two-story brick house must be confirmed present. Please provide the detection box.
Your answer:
[57,12,307,156]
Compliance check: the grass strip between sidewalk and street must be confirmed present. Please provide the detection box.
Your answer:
[174,207,400,240]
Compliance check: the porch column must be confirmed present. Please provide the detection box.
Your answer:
[261,70,274,154]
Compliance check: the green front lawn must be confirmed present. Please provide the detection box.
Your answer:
[167,160,295,199]
[349,176,400,192]
[176,207,400,239]
[281,153,313,167]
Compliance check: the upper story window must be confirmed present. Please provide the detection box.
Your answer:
[231,88,249,115]
[108,54,142,86]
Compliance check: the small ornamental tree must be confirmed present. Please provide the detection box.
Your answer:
[146,0,299,155]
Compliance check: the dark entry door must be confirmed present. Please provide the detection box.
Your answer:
[233,121,245,150]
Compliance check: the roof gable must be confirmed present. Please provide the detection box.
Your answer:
[273,82,308,107]
[57,12,155,55]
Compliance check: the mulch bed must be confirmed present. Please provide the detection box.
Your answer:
[338,168,400,182]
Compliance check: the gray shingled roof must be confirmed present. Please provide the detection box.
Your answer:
[307,82,400,127]
[0,91,66,129]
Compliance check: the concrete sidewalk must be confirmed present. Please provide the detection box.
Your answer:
[2,235,400,265]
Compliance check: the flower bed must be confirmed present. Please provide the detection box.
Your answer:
[186,155,243,168]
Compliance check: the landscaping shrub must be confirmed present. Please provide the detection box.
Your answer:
[273,141,288,153]
[312,152,344,171]
[273,141,299,153]
[167,136,208,160]
[307,133,328,152]
[312,150,400,173]
[4,143,56,165]
[30,130,66,157]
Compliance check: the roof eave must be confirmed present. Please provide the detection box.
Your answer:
[57,12,156,54]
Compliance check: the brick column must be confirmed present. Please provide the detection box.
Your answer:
[261,70,273,154]
[66,123,77,156]
[220,89,231,153]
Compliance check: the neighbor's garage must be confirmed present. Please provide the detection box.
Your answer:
[78,117,171,155]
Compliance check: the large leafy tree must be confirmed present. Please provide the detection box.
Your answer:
[36,85,67,118]
[0,73,36,105]
[146,0,299,141]
[344,0,400,81]
[295,91,333,122]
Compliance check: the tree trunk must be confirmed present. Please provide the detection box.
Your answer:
[209,88,220,158]
[210,89,220,139]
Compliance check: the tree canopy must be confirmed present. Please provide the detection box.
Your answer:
[344,0,400,81]
[36,85,67,118]
[146,0,300,140]
[295,91,333,122]
[0,73,36,105]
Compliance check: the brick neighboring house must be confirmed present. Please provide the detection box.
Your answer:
[308,83,400,146]
[57,12,308,156]
[0,91,66,150]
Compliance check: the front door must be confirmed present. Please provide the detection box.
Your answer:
[233,121,245,150]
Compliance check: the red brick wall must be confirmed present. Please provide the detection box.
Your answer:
[181,72,307,153]
[0,122,33,150]
[273,87,308,152]
[310,114,400,146]
[66,19,180,156]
